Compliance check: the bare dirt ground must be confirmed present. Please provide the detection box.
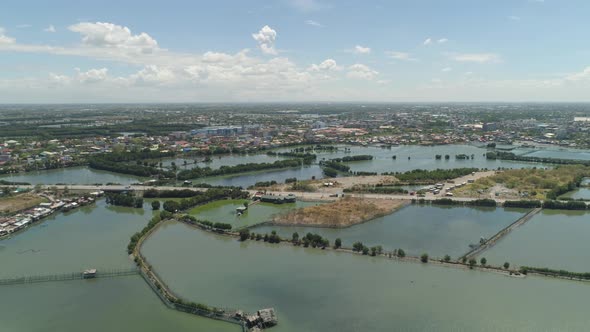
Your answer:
[271,197,408,228]
[0,193,45,214]
[267,175,398,194]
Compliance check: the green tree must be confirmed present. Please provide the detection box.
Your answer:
[162,200,181,213]
[292,232,299,244]
[397,248,406,258]
[334,238,342,249]
[468,258,477,269]
[420,253,429,263]
[243,201,249,209]
[352,241,364,252]
[480,257,487,266]
[151,200,160,210]
[503,262,510,269]
[362,247,369,255]
[443,255,451,262]
[370,246,378,256]
[239,229,250,241]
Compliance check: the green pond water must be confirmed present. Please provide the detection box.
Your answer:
[0,166,144,185]
[0,276,238,332]
[254,205,528,258]
[560,187,590,200]
[142,221,590,332]
[188,199,317,228]
[0,200,238,332]
[0,200,152,277]
[484,210,590,271]
[200,144,549,188]
[519,148,590,161]
[160,153,284,170]
[0,144,554,187]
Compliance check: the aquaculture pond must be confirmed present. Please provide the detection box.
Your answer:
[159,153,284,170]
[0,200,152,277]
[0,276,239,332]
[0,200,238,332]
[142,221,590,332]
[0,166,143,185]
[188,199,317,228]
[484,210,590,271]
[253,204,528,258]
[198,166,324,188]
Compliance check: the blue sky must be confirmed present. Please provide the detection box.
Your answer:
[1,0,590,102]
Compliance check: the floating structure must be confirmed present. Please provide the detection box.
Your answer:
[83,269,97,279]
[244,308,278,330]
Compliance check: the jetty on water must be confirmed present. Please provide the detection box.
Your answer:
[0,268,138,286]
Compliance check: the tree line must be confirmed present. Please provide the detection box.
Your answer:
[143,189,202,198]
[176,158,310,181]
[385,168,478,182]
[105,192,144,208]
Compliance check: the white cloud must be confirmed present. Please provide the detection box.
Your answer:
[68,22,159,54]
[565,67,590,81]
[44,25,56,33]
[252,25,277,55]
[75,67,109,83]
[437,38,448,44]
[0,28,15,44]
[130,65,176,85]
[353,45,371,54]
[423,38,432,45]
[304,20,323,27]
[347,64,378,80]
[508,16,521,21]
[386,51,416,61]
[308,58,341,71]
[451,53,501,63]
[442,67,452,72]
[288,0,324,11]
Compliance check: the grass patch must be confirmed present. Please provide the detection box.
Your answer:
[455,165,590,200]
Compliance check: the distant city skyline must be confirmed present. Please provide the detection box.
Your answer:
[1,0,590,103]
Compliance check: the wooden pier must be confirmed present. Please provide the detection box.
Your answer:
[0,268,139,286]
[462,207,543,260]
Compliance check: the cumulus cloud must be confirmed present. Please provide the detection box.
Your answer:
[347,64,378,80]
[68,22,159,53]
[252,25,278,55]
[437,38,448,44]
[441,67,452,72]
[44,25,56,33]
[130,65,176,85]
[386,51,416,61]
[423,38,432,45]
[75,67,109,83]
[0,28,16,44]
[508,16,521,21]
[308,59,341,71]
[451,53,501,63]
[353,45,371,54]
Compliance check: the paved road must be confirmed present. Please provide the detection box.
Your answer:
[1,184,507,203]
